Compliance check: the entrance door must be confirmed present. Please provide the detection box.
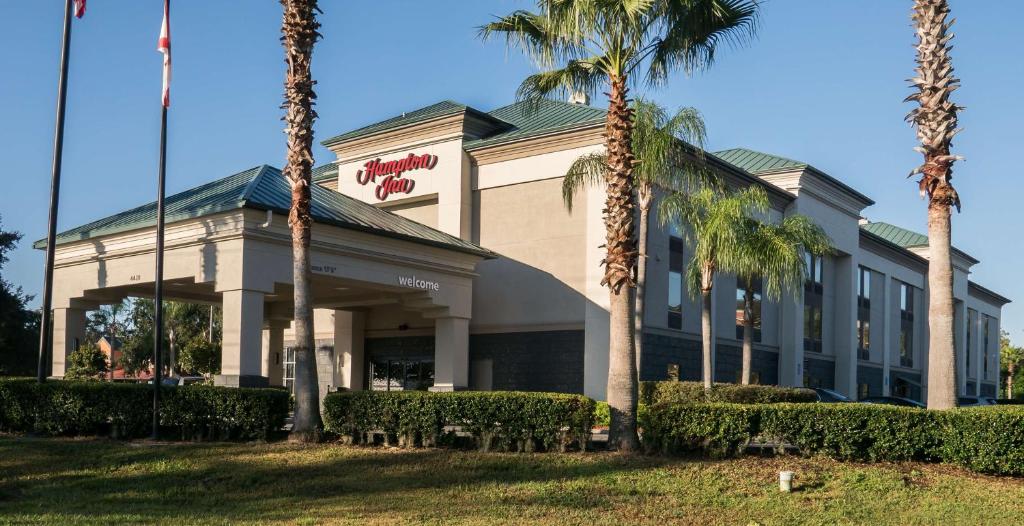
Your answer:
[369,358,435,391]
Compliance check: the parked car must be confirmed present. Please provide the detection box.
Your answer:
[860,396,925,408]
[147,376,207,386]
[958,396,995,407]
[812,388,852,403]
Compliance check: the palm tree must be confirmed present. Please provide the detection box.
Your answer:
[906,0,962,410]
[659,185,766,390]
[482,0,758,452]
[561,99,708,380]
[733,216,831,384]
[281,0,323,441]
[1000,331,1022,399]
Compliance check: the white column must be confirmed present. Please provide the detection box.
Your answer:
[261,322,286,387]
[583,182,610,399]
[833,255,858,398]
[881,276,892,396]
[217,289,266,387]
[51,307,86,377]
[431,317,469,391]
[334,310,366,391]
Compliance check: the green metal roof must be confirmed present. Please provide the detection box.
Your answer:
[311,162,337,183]
[860,222,929,248]
[320,100,510,147]
[320,98,605,151]
[714,148,807,173]
[35,165,495,258]
[713,147,874,205]
[464,99,606,150]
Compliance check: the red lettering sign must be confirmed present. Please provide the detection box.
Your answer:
[355,153,438,201]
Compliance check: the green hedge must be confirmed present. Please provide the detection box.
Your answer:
[0,378,288,440]
[323,390,594,452]
[642,402,1024,475]
[639,381,817,406]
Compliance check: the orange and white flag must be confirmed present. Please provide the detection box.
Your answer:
[157,0,171,107]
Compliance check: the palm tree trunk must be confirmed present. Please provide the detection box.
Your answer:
[603,74,639,452]
[281,0,322,441]
[634,185,651,381]
[701,266,714,391]
[168,327,176,377]
[926,191,957,409]
[1008,363,1015,399]
[741,283,753,385]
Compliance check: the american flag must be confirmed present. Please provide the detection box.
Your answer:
[157,0,171,107]
[73,0,85,18]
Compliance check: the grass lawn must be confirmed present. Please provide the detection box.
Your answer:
[1,436,1023,525]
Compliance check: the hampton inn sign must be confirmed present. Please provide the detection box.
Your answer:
[355,152,439,201]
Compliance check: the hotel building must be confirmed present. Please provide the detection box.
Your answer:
[39,97,1009,401]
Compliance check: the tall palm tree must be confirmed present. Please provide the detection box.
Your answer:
[906,0,962,410]
[561,99,708,381]
[659,185,766,390]
[281,0,322,441]
[733,216,831,384]
[482,0,758,452]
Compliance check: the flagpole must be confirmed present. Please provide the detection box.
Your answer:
[37,0,76,383]
[152,0,170,441]
[152,104,167,440]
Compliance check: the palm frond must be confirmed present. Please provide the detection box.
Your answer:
[647,0,759,84]
[516,58,606,108]
[562,152,608,212]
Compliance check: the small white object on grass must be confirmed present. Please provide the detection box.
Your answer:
[779,471,795,493]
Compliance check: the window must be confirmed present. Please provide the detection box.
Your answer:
[858,383,869,400]
[899,326,913,367]
[803,254,824,353]
[668,236,684,330]
[857,267,872,361]
[857,319,871,360]
[967,309,977,377]
[898,283,915,368]
[983,316,991,377]
[284,346,296,394]
[735,278,762,342]
[858,267,871,308]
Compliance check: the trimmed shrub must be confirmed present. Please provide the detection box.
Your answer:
[642,402,1024,475]
[0,378,288,440]
[639,381,817,406]
[323,390,595,452]
[641,403,759,457]
[758,403,940,462]
[937,407,1024,476]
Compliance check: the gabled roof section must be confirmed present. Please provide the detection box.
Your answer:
[714,148,807,173]
[969,281,1012,306]
[860,222,929,248]
[320,100,510,148]
[714,147,874,206]
[464,99,606,150]
[35,165,495,258]
[860,221,979,265]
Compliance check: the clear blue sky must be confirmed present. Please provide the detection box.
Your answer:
[1,1,1020,341]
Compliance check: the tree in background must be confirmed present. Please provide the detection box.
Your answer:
[0,217,40,376]
[482,0,759,451]
[906,0,963,410]
[64,341,109,381]
[280,0,323,442]
[561,99,709,381]
[733,215,831,384]
[660,185,767,390]
[1000,330,1023,399]
[118,299,222,378]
